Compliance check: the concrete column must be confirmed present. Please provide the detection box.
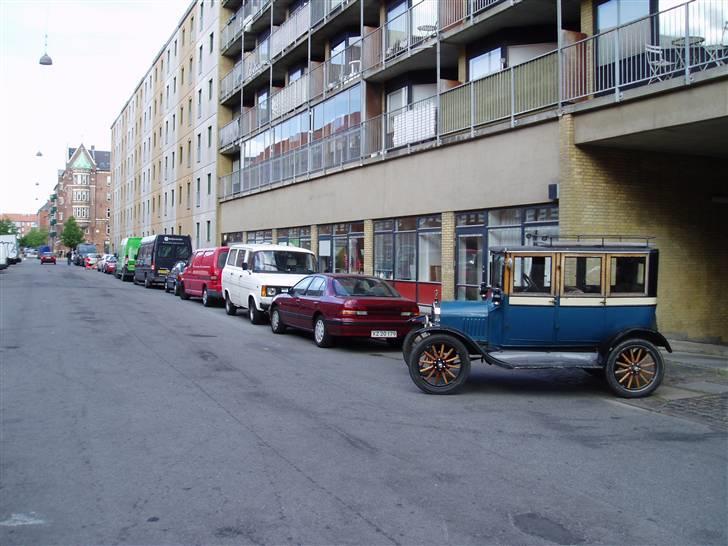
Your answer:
[271,228,277,244]
[310,224,319,257]
[363,219,374,275]
[441,211,455,300]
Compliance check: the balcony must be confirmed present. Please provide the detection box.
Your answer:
[49,231,57,238]
[221,6,245,57]
[220,0,728,199]
[50,193,57,201]
[270,3,310,60]
[361,0,438,75]
[270,73,309,121]
[310,40,362,102]
[242,39,270,85]
[50,206,57,214]
[219,116,241,151]
[220,60,243,105]
[310,0,348,28]
[50,219,57,226]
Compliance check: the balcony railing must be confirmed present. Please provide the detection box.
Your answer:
[439,0,504,30]
[271,3,310,59]
[243,39,270,83]
[310,0,346,27]
[220,0,728,199]
[221,6,245,52]
[362,0,437,73]
[220,60,243,102]
[220,116,241,148]
[271,74,309,121]
[310,40,362,102]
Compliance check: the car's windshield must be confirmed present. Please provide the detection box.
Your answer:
[77,244,96,255]
[158,243,191,260]
[253,251,315,274]
[333,277,400,297]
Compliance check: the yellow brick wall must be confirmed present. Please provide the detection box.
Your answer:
[363,219,374,275]
[580,0,594,36]
[441,211,456,300]
[560,114,728,343]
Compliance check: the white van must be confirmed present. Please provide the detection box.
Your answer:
[222,243,317,323]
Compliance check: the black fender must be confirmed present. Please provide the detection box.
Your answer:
[405,326,487,361]
[600,328,672,355]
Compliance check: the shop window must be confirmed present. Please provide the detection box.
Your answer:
[418,232,441,282]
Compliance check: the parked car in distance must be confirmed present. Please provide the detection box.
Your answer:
[134,234,192,288]
[222,244,316,324]
[40,251,56,265]
[97,253,114,271]
[104,256,118,275]
[403,239,670,398]
[178,247,229,306]
[164,260,187,295]
[84,253,102,268]
[75,243,97,266]
[116,237,142,281]
[270,274,420,348]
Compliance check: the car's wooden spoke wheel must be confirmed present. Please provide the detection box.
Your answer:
[613,346,657,391]
[419,343,462,387]
[408,334,470,395]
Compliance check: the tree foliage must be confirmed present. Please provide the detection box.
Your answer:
[60,217,84,249]
[0,218,18,235]
[19,228,49,248]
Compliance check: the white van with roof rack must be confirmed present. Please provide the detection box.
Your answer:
[222,243,317,324]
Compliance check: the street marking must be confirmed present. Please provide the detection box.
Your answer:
[0,513,47,526]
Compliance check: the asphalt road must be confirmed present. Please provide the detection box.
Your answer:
[1,260,726,546]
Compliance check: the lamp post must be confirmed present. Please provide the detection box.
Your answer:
[39,34,52,66]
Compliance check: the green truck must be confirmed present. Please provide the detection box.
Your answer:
[116,237,142,282]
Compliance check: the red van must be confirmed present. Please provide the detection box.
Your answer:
[179,246,229,306]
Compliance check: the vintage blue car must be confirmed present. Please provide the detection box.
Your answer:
[403,239,671,398]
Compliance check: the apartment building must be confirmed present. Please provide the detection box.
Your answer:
[2,213,38,237]
[111,0,221,252]
[48,145,112,253]
[216,0,727,343]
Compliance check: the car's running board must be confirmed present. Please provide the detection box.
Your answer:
[483,350,601,370]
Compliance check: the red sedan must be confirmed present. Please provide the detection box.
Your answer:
[269,274,420,348]
[40,252,56,265]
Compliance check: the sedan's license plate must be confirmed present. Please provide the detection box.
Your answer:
[371,330,397,338]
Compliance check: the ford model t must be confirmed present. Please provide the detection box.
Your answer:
[403,238,670,398]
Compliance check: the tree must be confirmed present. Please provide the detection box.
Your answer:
[60,217,84,249]
[0,218,18,235]
[19,228,49,249]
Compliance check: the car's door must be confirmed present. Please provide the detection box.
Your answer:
[281,276,313,328]
[223,249,238,303]
[234,249,249,307]
[298,276,327,330]
[556,253,606,344]
[502,252,557,346]
[603,253,656,335]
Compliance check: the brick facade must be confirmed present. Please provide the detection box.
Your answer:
[559,114,728,343]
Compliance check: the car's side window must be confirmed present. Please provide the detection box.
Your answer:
[562,256,603,296]
[226,249,237,266]
[235,250,246,268]
[306,277,326,297]
[610,255,647,296]
[512,255,552,295]
[291,277,313,296]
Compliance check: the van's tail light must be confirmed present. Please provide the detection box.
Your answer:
[210,275,218,281]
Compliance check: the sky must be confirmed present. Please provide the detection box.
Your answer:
[0,0,191,215]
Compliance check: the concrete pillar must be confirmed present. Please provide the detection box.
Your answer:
[441,211,455,300]
[363,219,374,275]
[310,224,319,257]
[271,227,277,244]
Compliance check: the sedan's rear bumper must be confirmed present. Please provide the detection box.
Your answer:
[324,318,416,338]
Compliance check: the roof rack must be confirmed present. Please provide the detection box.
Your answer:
[532,235,655,248]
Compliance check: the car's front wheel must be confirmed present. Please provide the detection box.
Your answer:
[402,329,431,364]
[164,280,171,293]
[202,287,212,307]
[408,334,470,395]
[224,293,237,315]
[179,283,190,300]
[270,308,286,334]
[248,298,265,325]
[173,281,181,297]
[605,339,664,398]
[144,275,152,289]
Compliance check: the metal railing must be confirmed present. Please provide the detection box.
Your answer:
[311,0,347,27]
[220,60,243,102]
[220,0,728,199]
[309,40,362,102]
[220,116,241,148]
[221,5,245,52]
[271,3,310,59]
[243,38,270,83]
[271,74,309,121]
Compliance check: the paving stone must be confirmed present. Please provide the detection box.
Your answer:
[654,386,703,401]
[678,381,728,395]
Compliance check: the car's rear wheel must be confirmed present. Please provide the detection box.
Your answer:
[173,282,181,297]
[605,339,664,398]
[202,287,212,307]
[144,275,152,289]
[270,308,286,334]
[179,283,190,300]
[164,280,171,293]
[248,298,265,325]
[224,293,236,315]
[408,334,470,395]
[313,316,333,348]
[121,267,129,282]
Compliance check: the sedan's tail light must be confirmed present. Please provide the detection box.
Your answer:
[341,309,368,316]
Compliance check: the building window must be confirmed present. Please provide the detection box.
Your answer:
[196,177,200,207]
[198,45,203,74]
[195,222,200,248]
[197,90,202,118]
[187,182,191,209]
[208,78,213,100]
[469,47,503,80]
[171,188,175,207]
[209,32,214,53]
[73,173,90,185]
[196,133,201,162]
[318,222,364,274]
[207,173,211,195]
[207,125,212,147]
[206,220,211,242]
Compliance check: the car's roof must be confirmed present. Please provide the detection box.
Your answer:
[193,246,229,253]
[226,243,314,253]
